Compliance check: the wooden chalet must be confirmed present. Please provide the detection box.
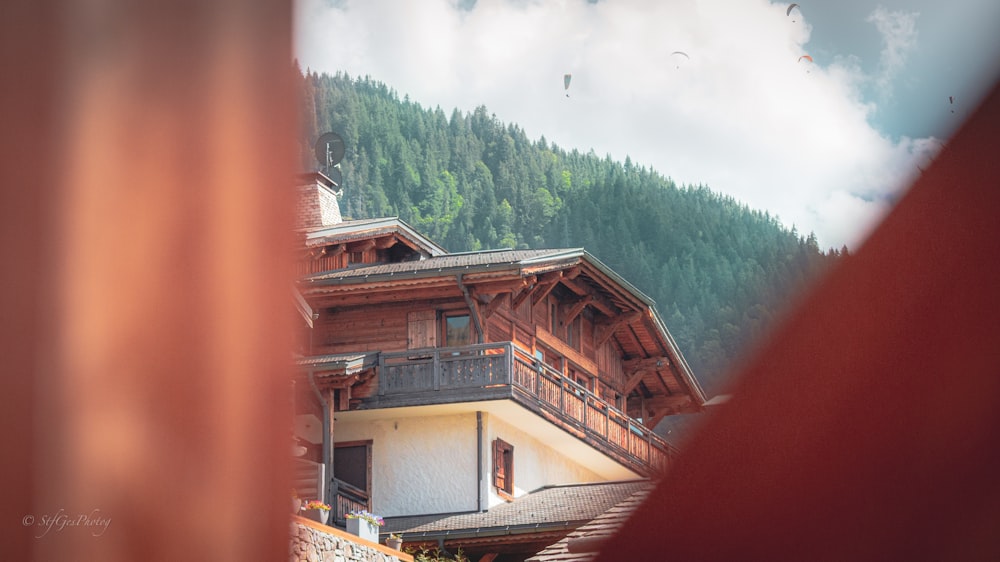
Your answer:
[291,172,707,557]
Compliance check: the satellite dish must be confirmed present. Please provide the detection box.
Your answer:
[314,132,345,168]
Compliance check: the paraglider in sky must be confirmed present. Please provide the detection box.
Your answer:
[787,3,800,22]
[670,51,690,69]
[798,54,813,73]
[564,73,572,97]
[950,96,955,113]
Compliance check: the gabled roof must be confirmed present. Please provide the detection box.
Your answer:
[300,244,708,408]
[526,483,653,562]
[302,216,448,256]
[383,480,650,539]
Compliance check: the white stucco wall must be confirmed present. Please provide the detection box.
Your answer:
[334,412,479,518]
[484,414,603,508]
[334,407,611,518]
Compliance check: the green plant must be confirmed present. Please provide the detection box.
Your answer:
[345,509,384,526]
[405,546,468,562]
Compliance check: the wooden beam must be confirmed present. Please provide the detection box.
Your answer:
[530,271,563,306]
[619,324,644,355]
[596,311,642,347]
[483,293,508,319]
[510,283,536,310]
[623,356,671,373]
[464,277,530,296]
[536,326,599,375]
[347,239,375,253]
[644,395,693,411]
[560,276,617,317]
[622,370,646,395]
[374,235,396,250]
[458,275,484,344]
[562,295,593,324]
[646,408,670,429]
[478,553,499,562]
[311,244,344,260]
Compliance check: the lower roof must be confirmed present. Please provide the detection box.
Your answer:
[526,484,653,562]
[382,479,651,539]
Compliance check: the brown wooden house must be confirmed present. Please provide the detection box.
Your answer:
[291,172,707,558]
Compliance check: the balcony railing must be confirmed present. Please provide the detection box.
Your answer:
[377,342,679,476]
[332,478,368,527]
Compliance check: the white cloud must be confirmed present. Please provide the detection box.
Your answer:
[866,6,920,103]
[295,0,935,250]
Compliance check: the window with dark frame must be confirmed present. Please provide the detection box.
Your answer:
[493,438,514,498]
[442,312,472,347]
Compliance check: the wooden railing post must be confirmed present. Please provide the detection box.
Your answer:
[605,402,610,440]
[646,427,652,463]
[377,354,385,396]
[535,357,543,397]
[505,342,513,384]
[432,348,440,391]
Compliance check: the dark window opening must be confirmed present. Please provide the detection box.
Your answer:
[333,444,369,492]
[443,313,472,347]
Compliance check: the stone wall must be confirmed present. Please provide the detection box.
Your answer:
[290,518,411,562]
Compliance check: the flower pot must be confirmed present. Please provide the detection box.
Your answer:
[346,517,379,543]
[387,537,403,550]
[303,508,329,525]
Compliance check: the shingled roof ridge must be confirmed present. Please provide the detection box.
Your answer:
[527,478,649,494]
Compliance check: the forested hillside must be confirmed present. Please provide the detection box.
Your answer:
[297,68,845,396]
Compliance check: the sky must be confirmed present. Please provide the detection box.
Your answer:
[294,0,1000,250]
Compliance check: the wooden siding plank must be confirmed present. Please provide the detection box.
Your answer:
[535,326,598,375]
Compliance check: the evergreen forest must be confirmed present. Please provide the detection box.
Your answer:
[297,68,847,397]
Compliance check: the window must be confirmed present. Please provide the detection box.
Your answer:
[442,313,472,347]
[570,368,591,392]
[493,438,514,498]
[536,346,562,372]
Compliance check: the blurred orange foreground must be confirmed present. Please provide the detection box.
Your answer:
[597,81,1000,560]
[3,0,1000,560]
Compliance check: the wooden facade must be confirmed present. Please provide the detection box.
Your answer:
[300,248,707,426]
[292,175,707,518]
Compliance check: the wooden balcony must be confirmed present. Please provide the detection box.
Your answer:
[373,343,679,477]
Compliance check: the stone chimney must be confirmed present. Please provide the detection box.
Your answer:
[296,171,342,229]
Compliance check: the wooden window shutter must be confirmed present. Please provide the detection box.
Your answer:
[493,438,513,495]
[407,310,437,349]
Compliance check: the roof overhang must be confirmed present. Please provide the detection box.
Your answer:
[302,217,447,256]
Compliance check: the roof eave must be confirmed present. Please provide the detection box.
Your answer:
[396,520,588,542]
[303,217,448,256]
